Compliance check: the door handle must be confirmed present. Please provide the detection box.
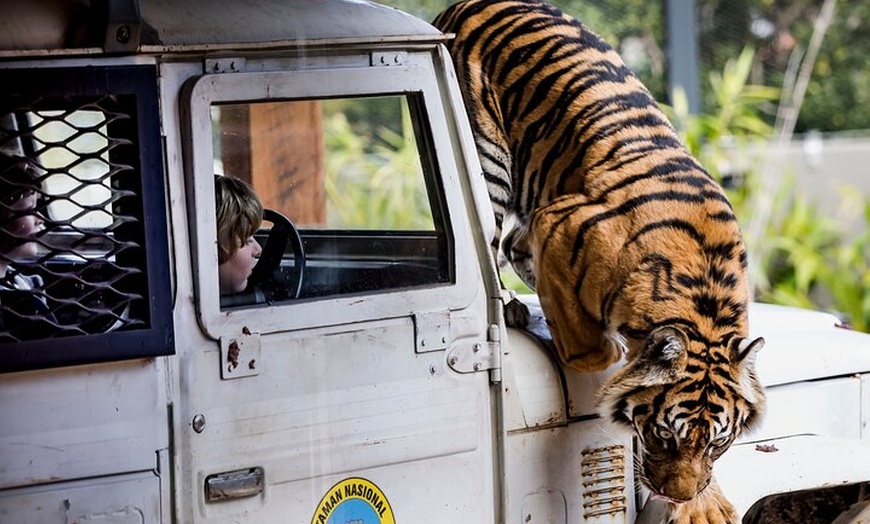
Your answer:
[205,467,265,502]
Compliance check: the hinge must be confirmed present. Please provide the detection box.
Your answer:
[447,324,502,382]
[414,310,450,353]
[205,58,247,74]
[220,330,261,379]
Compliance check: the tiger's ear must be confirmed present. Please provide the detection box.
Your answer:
[608,326,688,388]
[638,326,689,384]
[731,336,766,424]
[733,336,764,368]
[596,326,688,424]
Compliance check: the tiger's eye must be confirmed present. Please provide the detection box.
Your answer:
[655,427,674,441]
[711,435,730,447]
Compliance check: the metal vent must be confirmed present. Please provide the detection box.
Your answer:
[580,444,628,519]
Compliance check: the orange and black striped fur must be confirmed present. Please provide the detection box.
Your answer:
[434,0,765,520]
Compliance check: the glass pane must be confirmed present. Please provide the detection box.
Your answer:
[320,97,433,230]
[212,96,433,230]
[212,95,450,307]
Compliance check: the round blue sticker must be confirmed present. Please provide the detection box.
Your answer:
[311,477,395,524]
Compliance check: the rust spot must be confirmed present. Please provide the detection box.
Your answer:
[242,326,252,335]
[755,443,779,453]
[248,359,256,370]
[227,340,240,370]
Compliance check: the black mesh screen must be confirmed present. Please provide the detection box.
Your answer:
[1,97,149,341]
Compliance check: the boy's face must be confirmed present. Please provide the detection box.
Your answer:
[3,191,43,261]
[219,235,262,295]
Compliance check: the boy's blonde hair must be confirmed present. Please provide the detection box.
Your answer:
[215,175,263,264]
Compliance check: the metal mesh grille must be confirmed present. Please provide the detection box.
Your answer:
[1,95,150,343]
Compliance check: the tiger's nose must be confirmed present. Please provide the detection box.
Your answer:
[659,466,707,501]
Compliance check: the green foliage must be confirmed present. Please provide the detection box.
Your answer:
[759,187,870,331]
[776,0,870,133]
[322,101,434,230]
[499,262,534,295]
[758,184,840,309]
[378,0,452,23]
[667,47,778,142]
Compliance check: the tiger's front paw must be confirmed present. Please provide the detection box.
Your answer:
[504,297,530,328]
[666,485,738,524]
[667,501,737,524]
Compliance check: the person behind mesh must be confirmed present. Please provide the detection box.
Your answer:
[215,174,264,296]
[0,151,55,342]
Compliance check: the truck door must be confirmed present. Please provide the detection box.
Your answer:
[173,49,501,523]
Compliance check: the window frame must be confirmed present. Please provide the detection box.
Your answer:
[0,64,175,373]
[184,55,482,339]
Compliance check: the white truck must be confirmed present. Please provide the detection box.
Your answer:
[1,1,869,523]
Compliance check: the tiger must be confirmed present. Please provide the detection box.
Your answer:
[432,1,766,522]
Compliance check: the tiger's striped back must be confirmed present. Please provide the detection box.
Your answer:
[434,0,692,284]
[434,0,765,516]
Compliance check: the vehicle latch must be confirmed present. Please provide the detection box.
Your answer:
[220,330,261,379]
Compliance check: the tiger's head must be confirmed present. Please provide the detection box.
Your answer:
[597,326,765,503]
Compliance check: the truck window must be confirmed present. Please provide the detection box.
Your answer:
[186,63,480,337]
[212,95,451,307]
[0,66,174,373]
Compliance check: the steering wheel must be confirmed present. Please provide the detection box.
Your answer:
[244,208,306,303]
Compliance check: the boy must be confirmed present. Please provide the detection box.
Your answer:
[0,152,51,341]
[0,153,44,277]
[215,175,264,295]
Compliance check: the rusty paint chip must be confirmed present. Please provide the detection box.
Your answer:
[227,340,240,370]
[755,443,779,453]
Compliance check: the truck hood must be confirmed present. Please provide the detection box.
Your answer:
[748,302,870,387]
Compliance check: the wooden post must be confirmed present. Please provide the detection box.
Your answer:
[217,100,327,226]
[249,101,326,226]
